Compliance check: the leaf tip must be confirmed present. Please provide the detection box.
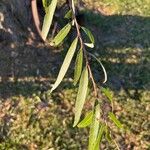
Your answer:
[73,122,77,127]
[50,86,55,93]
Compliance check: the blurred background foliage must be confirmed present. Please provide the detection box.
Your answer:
[0,0,150,149]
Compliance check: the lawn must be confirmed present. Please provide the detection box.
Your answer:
[0,0,150,149]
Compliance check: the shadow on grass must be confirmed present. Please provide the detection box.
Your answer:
[83,10,150,94]
[0,3,149,99]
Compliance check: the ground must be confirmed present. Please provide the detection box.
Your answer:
[0,0,150,149]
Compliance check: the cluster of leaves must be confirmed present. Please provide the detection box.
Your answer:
[40,0,123,149]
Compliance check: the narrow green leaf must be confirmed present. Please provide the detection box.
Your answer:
[94,124,105,150]
[102,87,113,103]
[108,112,123,129]
[81,27,95,43]
[51,37,78,92]
[105,126,112,143]
[77,111,93,128]
[64,10,72,19]
[41,0,57,40]
[51,23,72,46]
[73,67,88,127]
[81,26,95,48]
[73,48,83,85]
[88,104,101,150]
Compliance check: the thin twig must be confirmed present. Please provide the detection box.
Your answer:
[113,139,121,150]
[70,2,98,97]
[87,65,98,97]
[88,52,107,83]
[31,0,44,41]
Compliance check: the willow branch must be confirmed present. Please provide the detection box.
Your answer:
[70,3,98,97]
[31,0,45,41]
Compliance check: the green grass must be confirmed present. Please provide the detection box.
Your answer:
[0,0,150,149]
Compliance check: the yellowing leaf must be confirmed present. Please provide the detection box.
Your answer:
[88,104,101,150]
[77,111,93,128]
[41,0,57,40]
[50,37,78,92]
[51,23,72,46]
[73,67,88,127]
[73,48,83,85]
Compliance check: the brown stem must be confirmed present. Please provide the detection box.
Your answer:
[71,4,98,97]
[31,0,45,41]
[87,65,98,97]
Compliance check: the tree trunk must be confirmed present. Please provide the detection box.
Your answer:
[0,0,57,83]
[0,0,34,43]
